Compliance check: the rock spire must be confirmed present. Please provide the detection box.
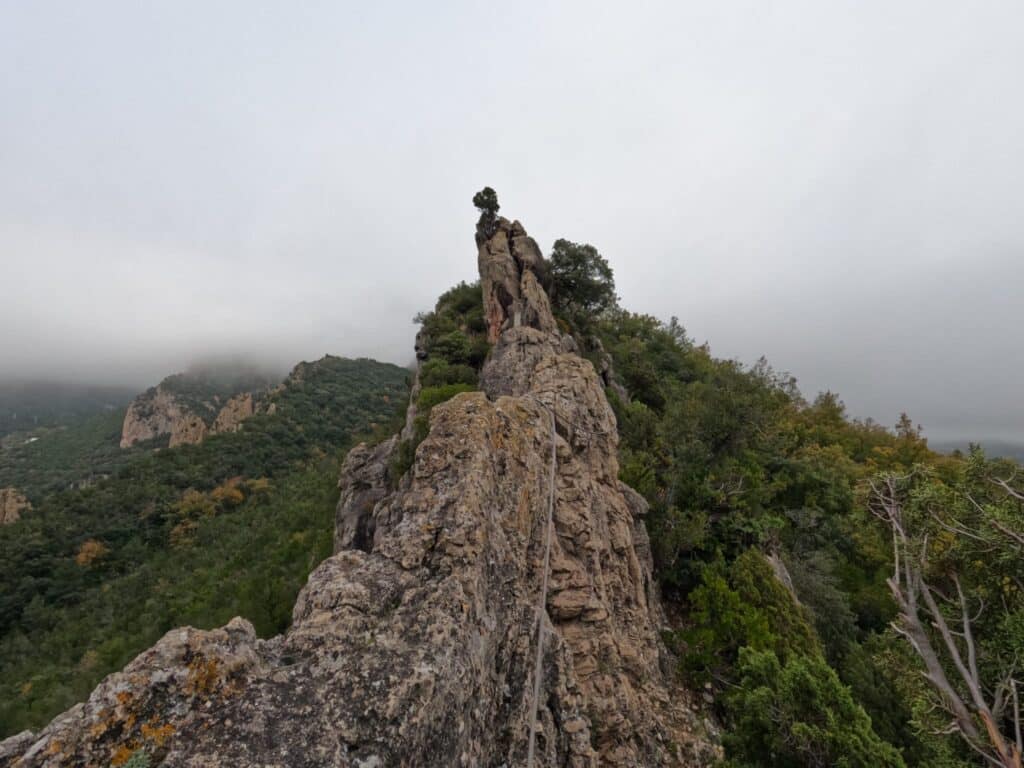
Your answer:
[1,214,718,768]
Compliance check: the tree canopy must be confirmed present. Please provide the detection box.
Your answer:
[548,238,618,330]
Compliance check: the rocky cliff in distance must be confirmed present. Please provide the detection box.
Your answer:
[0,214,719,767]
[120,374,275,449]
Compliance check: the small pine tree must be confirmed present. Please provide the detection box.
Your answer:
[472,187,500,238]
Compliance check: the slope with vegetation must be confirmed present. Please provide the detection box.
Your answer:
[0,382,142,505]
[2,192,1021,767]
[0,356,408,737]
[0,381,136,440]
[0,409,136,503]
[543,222,1022,767]
[397,195,1024,766]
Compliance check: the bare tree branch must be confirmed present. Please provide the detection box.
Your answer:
[870,475,1023,768]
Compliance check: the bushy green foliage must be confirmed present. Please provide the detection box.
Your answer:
[393,281,491,481]
[679,550,820,683]
[418,358,478,389]
[414,281,489,369]
[724,648,905,768]
[0,357,407,736]
[590,306,960,763]
[548,239,618,331]
[472,186,500,235]
[0,408,140,501]
[861,451,1024,766]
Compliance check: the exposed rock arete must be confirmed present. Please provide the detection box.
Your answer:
[1,215,718,767]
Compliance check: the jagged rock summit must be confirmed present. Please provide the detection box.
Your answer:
[1,215,718,767]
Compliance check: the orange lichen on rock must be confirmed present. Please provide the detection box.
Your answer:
[141,721,175,748]
[185,657,221,697]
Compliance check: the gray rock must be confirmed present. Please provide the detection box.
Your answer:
[334,435,399,553]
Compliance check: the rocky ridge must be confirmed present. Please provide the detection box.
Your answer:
[1,214,719,767]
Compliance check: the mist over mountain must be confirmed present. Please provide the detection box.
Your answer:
[3,2,1023,445]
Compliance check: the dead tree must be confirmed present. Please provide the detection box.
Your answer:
[869,473,1022,768]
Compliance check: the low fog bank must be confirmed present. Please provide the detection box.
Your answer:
[2,2,1021,446]
[0,339,413,393]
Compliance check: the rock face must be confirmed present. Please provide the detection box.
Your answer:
[479,217,559,344]
[169,413,208,448]
[121,386,263,449]
[212,392,255,434]
[119,387,191,448]
[0,487,30,525]
[2,214,718,767]
[334,435,399,553]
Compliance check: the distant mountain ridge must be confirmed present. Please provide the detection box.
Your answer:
[0,381,136,439]
[931,438,1024,463]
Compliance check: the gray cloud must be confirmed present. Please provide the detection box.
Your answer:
[1,1,1021,442]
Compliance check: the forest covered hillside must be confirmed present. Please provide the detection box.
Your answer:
[0,382,136,440]
[0,356,408,736]
[0,364,281,503]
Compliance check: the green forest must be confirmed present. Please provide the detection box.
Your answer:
[553,241,1023,768]
[0,382,136,440]
[0,409,140,502]
[0,357,408,736]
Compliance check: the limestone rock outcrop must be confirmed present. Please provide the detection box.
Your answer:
[212,392,256,434]
[119,387,192,448]
[2,213,719,767]
[0,487,30,525]
[121,385,265,449]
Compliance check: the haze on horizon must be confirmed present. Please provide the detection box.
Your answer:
[2,1,1022,444]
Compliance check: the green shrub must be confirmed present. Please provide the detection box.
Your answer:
[419,359,478,389]
[679,549,819,684]
[548,239,618,331]
[724,649,905,768]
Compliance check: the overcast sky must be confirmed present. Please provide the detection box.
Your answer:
[2,1,1021,442]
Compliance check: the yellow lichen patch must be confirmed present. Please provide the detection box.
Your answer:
[141,720,175,747]
[186,656,221,697]
[109,743,138,766]
[89,717,110,739]
[116,690,133,707]
[44,740,63,756]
